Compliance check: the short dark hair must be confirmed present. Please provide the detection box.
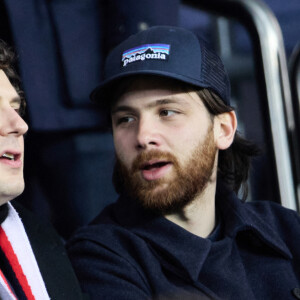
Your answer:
[195,88,261,200]
[0,40,26,115]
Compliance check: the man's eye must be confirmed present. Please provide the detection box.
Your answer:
[117,116,134,124]
[160,110,176,117]
[11,106,20,114]
[12,100,26,117]
[14,107,25,117]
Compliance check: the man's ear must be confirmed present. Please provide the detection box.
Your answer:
[214,111,237,150]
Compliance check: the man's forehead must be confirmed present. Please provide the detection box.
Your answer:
[112,81,205,115]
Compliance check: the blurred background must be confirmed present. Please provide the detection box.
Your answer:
[0,0,299,239]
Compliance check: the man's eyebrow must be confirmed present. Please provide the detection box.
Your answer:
[111,96,190,114]
[111,105,137,114]
[147,96,191,109]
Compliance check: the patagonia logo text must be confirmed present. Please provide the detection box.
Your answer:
[122,44,170,67]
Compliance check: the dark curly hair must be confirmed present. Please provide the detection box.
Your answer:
[0,40,26,115]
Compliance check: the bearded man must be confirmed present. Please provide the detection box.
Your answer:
[67,26,300,300]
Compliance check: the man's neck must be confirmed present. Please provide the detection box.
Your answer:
[164,183,216,238]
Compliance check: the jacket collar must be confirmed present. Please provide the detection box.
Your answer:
[216,184,292,260]
[113,183,292,282]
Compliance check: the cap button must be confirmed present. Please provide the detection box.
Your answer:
[292,288,300,299]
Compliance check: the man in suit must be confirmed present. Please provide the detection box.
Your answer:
[0,40,85,299]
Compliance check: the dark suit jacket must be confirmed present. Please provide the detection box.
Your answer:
[12,202,87,299]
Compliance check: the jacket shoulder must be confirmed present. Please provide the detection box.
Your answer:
[244,200,300,239]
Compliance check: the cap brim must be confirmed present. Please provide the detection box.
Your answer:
[90,69,212,107]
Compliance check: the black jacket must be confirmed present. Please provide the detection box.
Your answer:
[67,186,300,299]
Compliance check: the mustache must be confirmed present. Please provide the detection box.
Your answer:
[131,150,179,173]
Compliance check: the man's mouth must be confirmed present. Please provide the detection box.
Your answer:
[142,161,170,171]
[1,153,17,161]
[0,151,22,168]
[0,152,21,161]
[140,160,172,181]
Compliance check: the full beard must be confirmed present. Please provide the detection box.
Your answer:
[113,125,217,215]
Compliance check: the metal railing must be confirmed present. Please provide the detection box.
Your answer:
[183,0,298,210]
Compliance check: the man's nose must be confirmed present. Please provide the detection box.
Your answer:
[0,108,29,136]
[136,117,161,150]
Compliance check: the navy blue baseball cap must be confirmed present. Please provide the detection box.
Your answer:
[90,26,230,105]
